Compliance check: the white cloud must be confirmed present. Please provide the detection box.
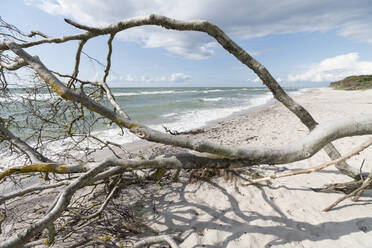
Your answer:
[89,71,190,83]
[168,72,191,82]
[26,0,372,59]
[124,72,191,83]
[140,31,216,60]
[287,53,372,83]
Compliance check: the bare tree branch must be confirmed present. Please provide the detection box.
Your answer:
[0,14,358,177]
[99,32,130,119]
[242,138,372,185]
[0,117,51,163]
[0,57,28,71]
[67,39,87,88]
[81,178,121,220]
[0,158,113,248]
[27,30,49,39]
[0,163,90,181]
[6,41,372,168]
[323,167,372,212]
[64,18,101,32]
[1,15,371,247]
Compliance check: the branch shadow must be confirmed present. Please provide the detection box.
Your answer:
[138,178,372,247]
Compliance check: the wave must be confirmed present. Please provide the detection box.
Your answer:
[0,93,60,103]
[249,92,273,106]
[0,87,311,171]
[289,88,311,96]
[114,90,177,96]
[113,88,250,97]
[201,89,223,93]
[72,92,277,146]
[0,87,262,102]
[161,112,178,118]
[199,97,225,102]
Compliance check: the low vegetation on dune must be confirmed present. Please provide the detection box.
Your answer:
[330,75,372,90]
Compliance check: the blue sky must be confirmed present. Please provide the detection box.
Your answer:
[3,0,372,87]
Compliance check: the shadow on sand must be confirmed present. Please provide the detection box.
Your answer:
[134,178,372,247]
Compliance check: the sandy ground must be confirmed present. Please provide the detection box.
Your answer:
[126,88,372,248]
[1,88,372,247]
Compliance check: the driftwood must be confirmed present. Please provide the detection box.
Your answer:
[163,125,205,135]
[0,15,371,247]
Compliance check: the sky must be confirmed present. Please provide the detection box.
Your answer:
[2,0,372,87]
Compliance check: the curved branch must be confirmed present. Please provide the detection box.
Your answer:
[103,33,114,84]
[3,117,372,181]
[67,39,87,87]
[64,18,101,32]
[2,14,360,177]
[4,40,372,165]
[2,130,372,246]
[100,32,130,119]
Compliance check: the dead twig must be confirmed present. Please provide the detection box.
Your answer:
[241,138,372,186]
[323,167,372,212]
[163,125,204,135]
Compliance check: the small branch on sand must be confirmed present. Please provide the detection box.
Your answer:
[163,125,205,135]
[2,14,372,247]
[241,138,372,186]
[323,167,372,212]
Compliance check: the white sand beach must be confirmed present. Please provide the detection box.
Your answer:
[1,88,372,248]
[124,88,372,247]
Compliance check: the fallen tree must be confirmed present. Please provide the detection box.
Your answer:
[0,15,371,247]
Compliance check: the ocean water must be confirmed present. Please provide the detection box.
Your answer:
[93,87,308,144]
[0,87,309,142]
[0,87,308,168]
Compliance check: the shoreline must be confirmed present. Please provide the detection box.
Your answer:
[204,87,314,129]
[2,87,372,247]
[93,87,316,161]
[132,87,372,247]
[0,87,313,169]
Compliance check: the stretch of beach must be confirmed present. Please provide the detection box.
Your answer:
[124,87,372,247]
[1,87,372,247]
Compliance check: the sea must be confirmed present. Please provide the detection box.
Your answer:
[87,87,309,144]
[0,87,309,168]
[110,87,307,126]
